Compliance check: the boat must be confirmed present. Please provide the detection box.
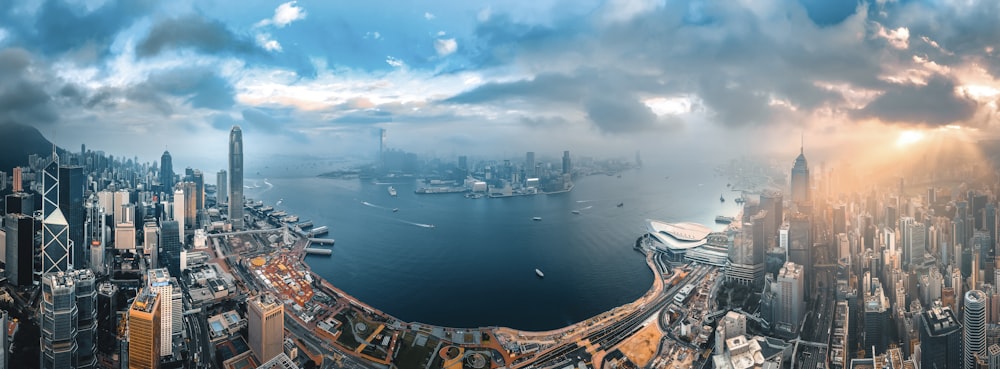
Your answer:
[388,186,397,197]
[720,194,725,202]
[617,202,624,208]
[533,217,542,221]
[715,216,735,224]
[571,210,581,214]
[535,269,544,278]
[393,208,399,213]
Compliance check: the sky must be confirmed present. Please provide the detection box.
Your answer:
[1,0,999,169]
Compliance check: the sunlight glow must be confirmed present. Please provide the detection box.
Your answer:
[896,130,926,147]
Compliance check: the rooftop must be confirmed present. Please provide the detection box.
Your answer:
[132,290,159,313]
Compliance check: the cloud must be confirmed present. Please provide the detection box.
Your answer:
[425,12,435,20]
[876,25,909,49]
[329,110,393,124]
[434,38,458,56]
[385,56,405,68]
[852,75,978,126]
[0,0,155,57]
[120,66,236,115]
[0,48,59,125]
[137,15,259,58]
[583,94,662,133]
[256,1,307,28]
[256,33,282,52]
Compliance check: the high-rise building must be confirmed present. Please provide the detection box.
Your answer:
[921,306,963,369]
[42,208,71,275]
[759,190,783,247]
[229,126,244,230]
[726,220,766,286]
[864,279,890,355]
[4,214,34,286]
[128,288,161,369]
[192,170,204,211]
[4,192,34,215]
[12,167,21,192]
[901,217,927,268]
[790,142,810,204]
[525,152,535,177]
[113,190,130,227]
[216,170,227,206]
[248,294,285,363]
[561,151,571,175]
[775,261,804,335]
[173,188,184,238]
[59,165,85,269]
[0,310,8,369]
[42,153,59,219]
[457,156,468,174]
[833,204,846,235]
[146,269,173,357]
[965,290,988,369]
[97,283,118,355]
[987,344,1000,369]
[160,151,173,194]
[159,221,182,278]
[256,353,298,369]
[40,269,96,369]
[182,182,196,228]
[787,213,812,295]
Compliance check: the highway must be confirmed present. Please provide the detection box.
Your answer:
[519,264,712,368]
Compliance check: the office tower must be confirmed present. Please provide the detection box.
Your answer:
[4,192,34,215]
[973,194,987,230]
[40,269,94,369]
[75,270,97,369]
[114,222,136,251]
[182,182,196,227]
[987,203,997,253]
[128,288,161,369]
[97,283,118,355]
[726,220,766,286]
[864,279,890,355]
[59,165,85,269]
[790,142,810,204]
[561,151,571,174]
[901,217,926,268]
[759,190,783,247]
[216,170,227,206]
[170,280,182,336]
[42,208,71,275]
[248,294,285,363]
[12,167,21,192]
[192,170,204,211]
[229,125,244,230]
[966,290,988,369]
[921,306,962,369]
[833,204,846,235]
[113,190,130,226]
[525,152,535,177]
[457,156,468,174]
[173,188,184,237]
[143,221,159,266]
[988,344,1000,369]
[42,153,59,218]
[146,269,173,357]
[257,353,298,369]
[775,262,804,335]
[787,213,812,295]
[159,221,182,278]
[41,272,77,369]
[4,214,33,286]
[160,150,173,193]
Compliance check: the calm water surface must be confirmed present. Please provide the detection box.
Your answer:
[245,161,736,330]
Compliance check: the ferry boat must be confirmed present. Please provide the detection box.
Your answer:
[533,217,542,221]
[388,186,397,197]
[720,194,725,202]
[535,269,544,278]
[392,208,399,213]
[617,202,624,208]
[715,216,735,224]
[571,210,581,215]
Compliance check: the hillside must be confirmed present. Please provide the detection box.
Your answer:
[0,121,59,174]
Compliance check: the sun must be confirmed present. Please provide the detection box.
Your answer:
[896,130,926,147]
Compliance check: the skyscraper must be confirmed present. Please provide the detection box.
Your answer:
[146,269,173,357]
[182,182,196,228]
[248,294,285,363]
[216,170,227,206]
[775,261,804,335]
[561,151,571,175]
[97,282,118,355]
[4,214,34,286]
[128,288,161,369]
[173,188,184,238]
[160,150,173,194]
[159,221,182,278]
[229,126,244,230]
[901,217,927,268]
[921,306,962,369]
[40,269,96,369]
[42,208,71,275]
[0,310,7,369]
[790,141,810,204]
[787,213,812,295]
[192,169,204,211]
[59,165,85,269]
[966,290,988,369]
[525,152,535,177]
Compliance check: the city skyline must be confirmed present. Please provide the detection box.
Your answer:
[0,1,997,168]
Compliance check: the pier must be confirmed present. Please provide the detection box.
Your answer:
[308,238,335,245]
[304,247,333,256]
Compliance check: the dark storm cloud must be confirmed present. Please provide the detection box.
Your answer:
[0,0,155,57]
[583,95,659,133]
[0,48,59,125]
[137,15,259,58]
[852,75,978,126]
[127,67,236,113]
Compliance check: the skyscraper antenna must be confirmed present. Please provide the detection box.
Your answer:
[800,131,804,155]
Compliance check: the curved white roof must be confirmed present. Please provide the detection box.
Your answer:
[646,220,712,250]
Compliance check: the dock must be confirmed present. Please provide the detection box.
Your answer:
[304,247,333,256]
[308,238,335,245]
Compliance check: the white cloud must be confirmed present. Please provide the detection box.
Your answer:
[477,7,491,22]
[437,31,446,37]
[876,24,909,49]
[600,0,665,23]
[256,33,283,52]
[424,12,435,20]
[0,28,8,45]
[385,56,405,68]
[256,1,307,28]
[434,38,457,56]
[364,31,382,40]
